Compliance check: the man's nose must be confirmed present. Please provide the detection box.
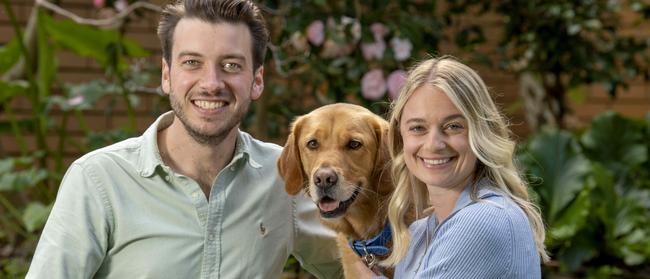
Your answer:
[199,66,225,93]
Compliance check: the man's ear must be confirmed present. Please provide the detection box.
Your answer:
[251,66,264,100]
[161,58,170,95]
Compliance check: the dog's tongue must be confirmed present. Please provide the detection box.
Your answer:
[318,199,340,212]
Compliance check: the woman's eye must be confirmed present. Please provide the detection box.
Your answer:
[347,140,362,150]
[408,125,425,133]
[307,139,319,149]
[445,123,465,132]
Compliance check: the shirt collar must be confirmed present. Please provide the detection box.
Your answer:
[449,178,503,215]
[137,111,261,177]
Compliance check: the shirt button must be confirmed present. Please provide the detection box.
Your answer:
[259,222,266,236]
[192,192,200,199]
[229,166,236,171]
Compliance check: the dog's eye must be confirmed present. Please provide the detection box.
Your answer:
[347,140,362,150]
[307,139,319,149]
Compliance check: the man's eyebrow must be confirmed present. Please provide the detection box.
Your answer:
[176,51,203,58]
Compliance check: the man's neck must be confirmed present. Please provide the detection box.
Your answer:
[158,118,239,197]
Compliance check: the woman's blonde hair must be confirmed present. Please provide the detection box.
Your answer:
[382,55,549,266]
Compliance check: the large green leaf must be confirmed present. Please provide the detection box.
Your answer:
[0,38,21,74]
[22,202,52,233]
[520,128,591,224]
[549,186,591,242]
[581,111,647,176]
[40,13,148,68]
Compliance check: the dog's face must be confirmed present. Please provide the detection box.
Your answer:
[278,103,389,219]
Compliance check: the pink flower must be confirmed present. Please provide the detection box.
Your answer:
[306,20,325,46]
[387,70,407,100]
[360,40,386,61]
[390,37,413,61]
[361,69,387,101]
[93,0,105,8]
[370,23,388,40]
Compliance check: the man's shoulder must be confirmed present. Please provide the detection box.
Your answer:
[239,131,282,157]
[74,135,143,167]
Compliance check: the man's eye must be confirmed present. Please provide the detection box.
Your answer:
[223,62,242,72]
[182,60,200,66]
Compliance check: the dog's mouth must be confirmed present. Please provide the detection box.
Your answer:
[318,186,360,218]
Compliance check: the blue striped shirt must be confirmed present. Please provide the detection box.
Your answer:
[381,180,541,278]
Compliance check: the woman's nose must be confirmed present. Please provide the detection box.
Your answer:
[425,130,446,151]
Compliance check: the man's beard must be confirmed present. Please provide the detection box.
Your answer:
[169,90,250,146]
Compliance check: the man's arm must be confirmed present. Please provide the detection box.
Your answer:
[291,193,344,279]
[26,162,111,279]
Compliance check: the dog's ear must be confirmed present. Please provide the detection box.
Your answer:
[370,115,392,194]
[278,116,305,195]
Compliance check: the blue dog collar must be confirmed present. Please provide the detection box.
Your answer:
[348,223,392,257]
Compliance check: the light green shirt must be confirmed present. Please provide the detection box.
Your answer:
[27,112,343,279]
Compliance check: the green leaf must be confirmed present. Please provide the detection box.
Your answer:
[581,111,647,175]
[0,38,21,74]
[0,80,29,104]
[567,86,587,104]
[40,12,147,68]
[122,38,149,58]
[41,12,113,65]
[37,9,57,99]
[0,167,47,191]
[520,128,591,223]
[22,202,52,232]
[549,187,591,241]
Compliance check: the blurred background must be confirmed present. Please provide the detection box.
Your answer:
[0,0,649,278]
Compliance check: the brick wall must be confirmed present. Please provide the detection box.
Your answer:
[1,1,648,165]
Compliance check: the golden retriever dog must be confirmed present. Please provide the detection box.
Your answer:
[278,103,394,278]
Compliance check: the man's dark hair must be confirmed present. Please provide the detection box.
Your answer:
[157,0,269,70]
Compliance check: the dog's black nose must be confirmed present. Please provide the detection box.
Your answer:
[314,168,338,188]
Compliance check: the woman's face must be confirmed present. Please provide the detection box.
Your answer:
[399,84,477,191]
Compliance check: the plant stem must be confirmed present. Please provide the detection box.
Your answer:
[0,193,28,236]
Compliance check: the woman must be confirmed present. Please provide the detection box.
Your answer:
[356,56,549,278]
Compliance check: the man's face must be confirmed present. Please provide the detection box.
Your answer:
[161,18,264,145]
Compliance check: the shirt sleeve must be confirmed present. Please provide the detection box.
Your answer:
[290,193,344,279]
[26,162,112,279]
[416,203,513,279]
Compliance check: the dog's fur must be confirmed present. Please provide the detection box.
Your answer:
[278,103,394,278]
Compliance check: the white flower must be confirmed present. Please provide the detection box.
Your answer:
[361,69,387,100]
[390,37,413,61]
[361,40,386,61]
[67,95,85,106]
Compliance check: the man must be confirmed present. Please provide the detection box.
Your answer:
[26,0,342,278]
